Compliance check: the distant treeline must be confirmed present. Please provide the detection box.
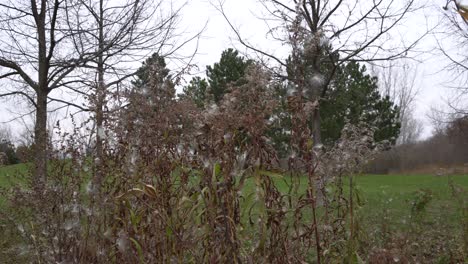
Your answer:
[367,115,468,174]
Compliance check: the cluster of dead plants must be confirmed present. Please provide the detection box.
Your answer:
[1,64,387,263]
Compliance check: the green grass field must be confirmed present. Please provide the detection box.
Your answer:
[0,163,467,261]
[241,172,468,232]
[0,163,30,206]
[357,174,468,224]
[1,163,467,220]
[0,163,28,186]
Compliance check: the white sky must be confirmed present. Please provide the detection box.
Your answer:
[1,0,467,140]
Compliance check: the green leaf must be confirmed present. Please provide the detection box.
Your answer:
[349,251,365,264]
[213,162,221,177]
[130,237,144,263]
[307,139,314,151]
[166,226,173,238]
[258,170,284,179]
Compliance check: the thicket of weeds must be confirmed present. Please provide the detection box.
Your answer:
[0,64,466,263]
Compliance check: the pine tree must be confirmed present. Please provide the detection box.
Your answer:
[182,48,252,107]
[182,77,208,108]
[321,62,400,144]
[132,53,175,101]
[206,48,252,103]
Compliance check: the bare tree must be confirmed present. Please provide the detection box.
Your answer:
[374,60,423,144]
[440,0,468,115]
[215,0,427,145]
[63,0,197,188]
[0,0,200,187]
[0,1,104,185]
[0,124,13,143]
[427,102,461,135]
[398,110,423,144]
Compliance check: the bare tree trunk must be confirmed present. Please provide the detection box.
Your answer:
[34,90,48,186]
[34,1,49,185]
[312,108,321,146]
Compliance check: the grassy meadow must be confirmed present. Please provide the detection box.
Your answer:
[1,163,466,232]
[1,163,467,228]
[0,163,467,262]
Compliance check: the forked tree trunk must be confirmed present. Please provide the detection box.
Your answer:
[34,6,49,187]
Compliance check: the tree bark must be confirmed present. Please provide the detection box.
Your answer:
[34,1,49,186]
[312,108,321,146]
[34,90,48,187]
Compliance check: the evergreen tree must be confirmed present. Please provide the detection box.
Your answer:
[270,61,400,156]
[132,53,175,100]
[206,48,252,103]
[320,62,400,144]
[182,76,208,108]
[267,82,293,157]
[182,48,252,107]
[0,139,18,165]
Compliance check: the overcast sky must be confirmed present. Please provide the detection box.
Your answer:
[1,0,467,140]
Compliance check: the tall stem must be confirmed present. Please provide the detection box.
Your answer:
[94,0,105,189]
